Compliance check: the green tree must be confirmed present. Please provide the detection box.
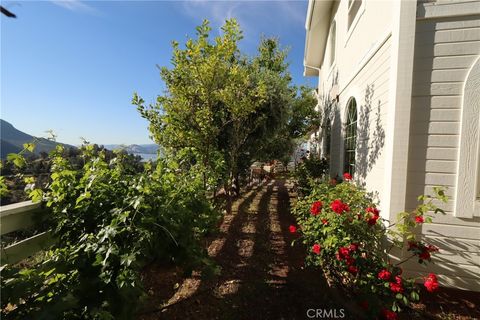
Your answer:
[135,19,318,197]
[134,19,243,192]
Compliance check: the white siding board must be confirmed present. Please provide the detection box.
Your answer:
[414,69,471,83]
[433,252,480,267]
[412,82,464,96]
[412,96,462,109]
[416,41,480,58]
[426,147,459,160]
[418,1,480,21]
[431,109,461,121]
[415,55,478,70]
[408,159,458,172]
[405,261,479,280]
[410,109,460,122]
[410,122,460,135]
[408,173,457,186]
[421,223,480,240]
[425,235,480,252]
[416,17,480,32]
[406,186,457,199]
[417,211,480,227]
[415,28,480,44]
[405,198,455,211]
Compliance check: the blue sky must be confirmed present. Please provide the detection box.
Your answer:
[1,0,314,145]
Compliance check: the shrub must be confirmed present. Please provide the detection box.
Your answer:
[1,144,220,319]
[294,157,329,196]
[292,176,447,319]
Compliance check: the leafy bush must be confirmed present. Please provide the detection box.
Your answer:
[294,157,329,196]
[292,175,447,319]
[1,144,220,319]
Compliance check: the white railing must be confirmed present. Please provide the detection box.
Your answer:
[1,201,52,265]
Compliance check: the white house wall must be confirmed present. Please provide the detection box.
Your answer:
[316,0,394,215]
[404,0,480,291]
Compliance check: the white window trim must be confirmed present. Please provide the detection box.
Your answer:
[327,20,337,76]
[345,0,366,47]
[454,57,480,218]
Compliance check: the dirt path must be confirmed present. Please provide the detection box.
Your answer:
[139,179,339,320]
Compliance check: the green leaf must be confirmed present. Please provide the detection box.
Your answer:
[23,142,36,153]
[411,291,420,301]
[7,153,26,168]
[30,189,44,203]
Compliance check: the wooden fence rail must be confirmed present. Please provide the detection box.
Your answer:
[1,201,52,265]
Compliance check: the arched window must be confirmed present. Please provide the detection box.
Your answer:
[323,117,331,160]
[344,98,357,176]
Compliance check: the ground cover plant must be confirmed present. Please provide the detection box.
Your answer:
[292,173,448,319]
[1,143,219,319]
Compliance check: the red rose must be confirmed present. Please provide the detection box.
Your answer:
[338,247,350,258]
[419,250,431,260]
[310,201,322,215]
[427,244,439,252]
[321,218,329,225]
[366,207,380,225]
[378,269,391,281]
[289,225,297,233]
[424,273,439,292]
[381,309,398,320]
[331,199,349,214]
[389,282,403,293]
[395,275,402,284]
[367,216,379,225]
[343,172,352,180]
[348,265,358,275]
[312,244,321,255]
[366,207,380,216]
[415,215,424,224]
[345,256,355,266]
[349,243,359,251]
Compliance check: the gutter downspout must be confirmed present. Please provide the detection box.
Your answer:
[303,63,321,77]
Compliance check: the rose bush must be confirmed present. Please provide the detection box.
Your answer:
[292,175,447,319]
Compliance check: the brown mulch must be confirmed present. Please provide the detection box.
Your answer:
[137,179,480,320]
[409,287,480,319]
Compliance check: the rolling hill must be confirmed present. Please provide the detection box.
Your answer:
[0,119,74,159]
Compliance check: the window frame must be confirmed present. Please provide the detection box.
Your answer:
[323,116,332,161]
[343,98,358,177]
[345,0,366,46]
[329,21,336,70]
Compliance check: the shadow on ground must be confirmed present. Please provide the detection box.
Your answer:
[139,180,342,320]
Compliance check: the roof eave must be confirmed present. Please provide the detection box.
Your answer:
[303,0,334,77]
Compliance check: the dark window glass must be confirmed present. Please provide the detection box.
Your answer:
[344,99,357,176]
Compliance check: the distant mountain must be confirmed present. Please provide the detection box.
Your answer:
[103,144,160,155]
[0,119,74,159]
